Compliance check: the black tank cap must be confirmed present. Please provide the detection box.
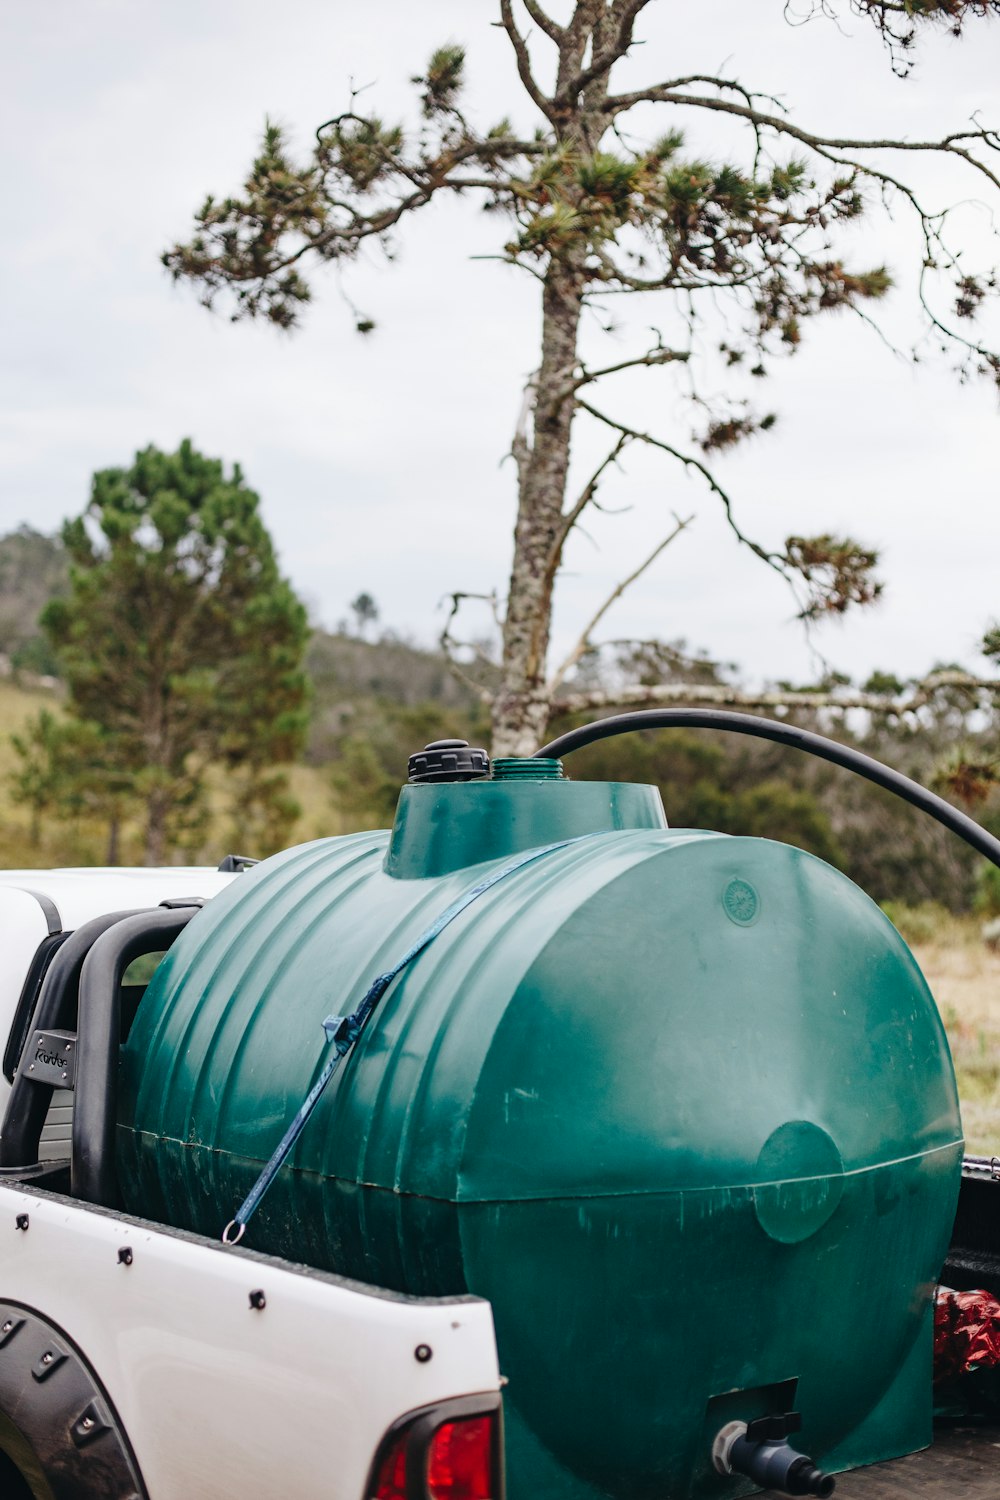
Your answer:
[407,739,490,784]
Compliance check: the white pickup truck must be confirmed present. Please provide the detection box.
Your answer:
[0,867,502,1500]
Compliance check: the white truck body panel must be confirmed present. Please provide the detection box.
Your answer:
[0,867,236,934]
[0,1183,500,1499]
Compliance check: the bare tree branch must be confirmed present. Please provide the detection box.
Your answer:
[630,73,790,113]
[553,0,650,107]
[590,247,765,295]
[549,511,694,692]
[552,433,631,559]
[578,349,691,385]
[603,85,1000,193]
[520,0,565,43]
[783,139,1000,370]
[499,0,558,122]
[554,344,690,405]
[576,397,788,581]
[539,343,691,422]
[438,591,501,702]
[552,672,1000,716]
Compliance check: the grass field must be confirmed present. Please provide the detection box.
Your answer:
[0,676,343,865]
[0,674,55,749]
[0,676,71,865]
[911,922,1000,1156]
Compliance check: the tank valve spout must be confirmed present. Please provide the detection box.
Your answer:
[712,1413,835,1497]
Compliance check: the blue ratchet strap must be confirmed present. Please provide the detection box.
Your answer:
[221,838,580,1245]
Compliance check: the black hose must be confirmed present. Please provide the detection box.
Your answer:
[536,708,1000,871]
[72,906,200,1207]
[0,910,143,1169]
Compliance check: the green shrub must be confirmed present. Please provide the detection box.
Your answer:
[974,861,1000,918]
[880,900,954,946]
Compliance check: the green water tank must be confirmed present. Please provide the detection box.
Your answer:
[118,762,963,1499]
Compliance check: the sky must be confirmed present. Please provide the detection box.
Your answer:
[1,0,998,693]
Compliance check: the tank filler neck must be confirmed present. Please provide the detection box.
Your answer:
[388,740,667,878]
[491,757,565,781]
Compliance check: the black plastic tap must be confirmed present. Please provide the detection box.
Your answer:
[713,1412,835,1497]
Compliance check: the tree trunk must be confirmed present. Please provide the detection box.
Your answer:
[492,263,585,756]
[144,790,168,867]
[106,813,120,867]
[143,675,171,867]
[490,12,611,759]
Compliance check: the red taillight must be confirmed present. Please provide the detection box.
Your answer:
[372,1430,409,1500]
[369,1403,499,1500]
[426,1416,495,1500]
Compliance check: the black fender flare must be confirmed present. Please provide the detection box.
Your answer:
[0,1300,146,1498]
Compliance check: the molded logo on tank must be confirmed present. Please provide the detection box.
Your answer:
[722,877,760,926]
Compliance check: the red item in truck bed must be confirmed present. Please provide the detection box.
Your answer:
[934,1286,1000,1384]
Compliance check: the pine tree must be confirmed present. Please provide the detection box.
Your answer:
[21,441,309,864]
[165,3,1000,753]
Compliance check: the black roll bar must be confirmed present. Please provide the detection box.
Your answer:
[72,905,200,1206]
[0,910,142,1169]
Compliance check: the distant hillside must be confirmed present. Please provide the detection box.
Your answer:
[0,520,482,753]
[0,525,68,674]
[306,629,480,708]
[305,629,484,767]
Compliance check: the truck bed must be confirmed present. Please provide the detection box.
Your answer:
[762,1424,1000,1498]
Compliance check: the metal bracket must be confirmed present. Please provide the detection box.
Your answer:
[25,1030,77,1090]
